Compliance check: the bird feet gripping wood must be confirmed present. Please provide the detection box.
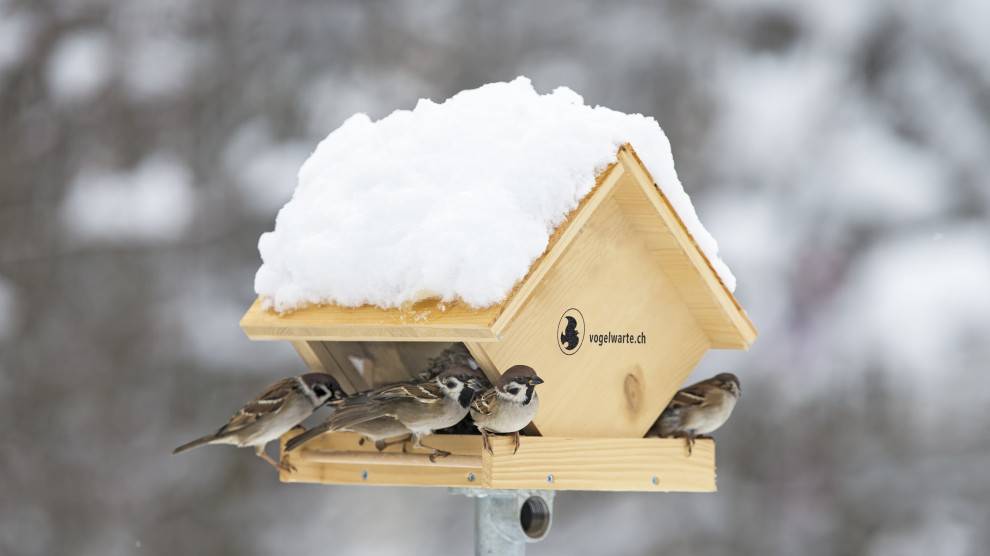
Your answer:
[255,445,296,473]
[374,435,412,453]
[413,436,451,463]
[480,429,493,456]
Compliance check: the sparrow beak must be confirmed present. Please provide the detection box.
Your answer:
[528,376,544,385]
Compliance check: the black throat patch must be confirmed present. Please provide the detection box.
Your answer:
[523,385,535,405]
[457,387,474,408]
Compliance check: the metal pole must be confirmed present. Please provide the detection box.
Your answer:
[452,489,555,556]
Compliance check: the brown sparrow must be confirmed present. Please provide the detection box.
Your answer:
[646,372,740,454]
[297,365,486,461]
[470,365,543,455]
[173,373,343,471]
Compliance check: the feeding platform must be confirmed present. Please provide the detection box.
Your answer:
[280,431,714,491]
[242,145,755,493]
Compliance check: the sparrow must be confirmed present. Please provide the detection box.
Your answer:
[646,372,740,454]
[289,365,486,461]
[470,365,544,455]
[285,414,413,453]
[415,343,480,381]
[173,373,343,471]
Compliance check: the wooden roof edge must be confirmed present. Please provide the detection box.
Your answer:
[490,159,625,336]
[239,296,502,341]
[616,144,758,348]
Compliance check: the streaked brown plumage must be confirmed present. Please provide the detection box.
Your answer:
[287,365,488,461]
[173,373,343,471]
[646,372,740,454]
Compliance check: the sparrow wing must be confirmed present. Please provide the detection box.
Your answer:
[372,382,444,404]
[218,377,298,435]
[667,379,722,411]
[470,388,498,416]
[326,381,443,431]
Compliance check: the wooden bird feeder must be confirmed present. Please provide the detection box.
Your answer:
[240,144,756,493]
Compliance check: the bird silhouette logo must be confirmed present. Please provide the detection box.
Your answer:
[557,308,584,355]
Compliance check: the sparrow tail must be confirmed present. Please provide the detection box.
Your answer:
[172,433,219,454]
[284,423,331,453]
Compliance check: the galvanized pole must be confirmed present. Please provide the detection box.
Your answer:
[452,489,555,556]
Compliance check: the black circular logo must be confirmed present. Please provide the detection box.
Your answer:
[557,308,584,355]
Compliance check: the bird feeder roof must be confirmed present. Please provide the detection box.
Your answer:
[241,144,756,349]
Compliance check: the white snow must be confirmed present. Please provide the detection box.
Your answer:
[255,77,735,312]
[45,30,112,103]
[60,154,195,244]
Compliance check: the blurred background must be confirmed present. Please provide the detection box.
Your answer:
[2,0,989,554]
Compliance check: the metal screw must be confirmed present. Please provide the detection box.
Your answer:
[361,470,368,480]
[651,475,659,485]
[467,472,476,482]
[546,473,554,484]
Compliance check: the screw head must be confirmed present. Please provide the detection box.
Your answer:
[546,473,554,484]
[467,473,476,482]
[361,470,368,480]
[651,475,659,485]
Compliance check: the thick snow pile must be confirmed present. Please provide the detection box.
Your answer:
[255,77,735,311]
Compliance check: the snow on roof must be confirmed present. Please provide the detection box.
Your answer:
[255,77,735,312]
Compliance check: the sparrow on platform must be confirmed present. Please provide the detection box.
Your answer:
[173,373,343,471]
[646,372,740,455]
[289,365,486,461]
[470,365,544,455]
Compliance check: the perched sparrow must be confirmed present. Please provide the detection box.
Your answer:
[646,372,740,454]
[296,365,486,461]
[173,373,343,471]
[470,365,544,455]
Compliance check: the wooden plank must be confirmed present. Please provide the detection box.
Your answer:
[298,450,481,469]
[463,341,501,385]
[473,184,712,438]
[240,297,501,342]
[616,145,757,348]
[278,432,715,492]
[485,436,715,492]
[280,431,483,488]
[290,341,368,394]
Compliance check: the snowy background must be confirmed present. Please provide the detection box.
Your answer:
[2,1,989,555]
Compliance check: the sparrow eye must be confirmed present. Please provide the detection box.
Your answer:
[313,385,328,397]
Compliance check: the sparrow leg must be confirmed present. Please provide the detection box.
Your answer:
[255,445,295,473]
[375,434,413,452]
[480,429,493,456]
[512,431,521,455]
[685,432,696,456]
[413,436,451,462]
